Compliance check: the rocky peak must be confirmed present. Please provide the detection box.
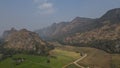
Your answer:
[20,29,28,32]
[100,8,120,23]
[11,27,17,31]
[2,27,17,39]
[71,17,92,23]
[3,28,51,55]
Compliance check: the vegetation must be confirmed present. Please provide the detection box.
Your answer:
[66,64,80,68]
[0,43,120,68]
[1,8,120,68]
[0,48,80,68]
[77,47,111,68]
[35,8,120,54]
[64,38,120,53]
[111,54,120,68]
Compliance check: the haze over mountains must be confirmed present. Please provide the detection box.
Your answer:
[35,17,95,40]
[0,8,120,58]
[0,0,120,67]
[36,8,120,40]
[36,8,120,53]
[0,8,120,68]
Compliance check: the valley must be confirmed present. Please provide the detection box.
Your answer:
[0,46,81,68]
[0,8,120,68]
[1,44,120,68]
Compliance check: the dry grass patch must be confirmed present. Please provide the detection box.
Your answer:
[111,54,120,68]
[76,47,111,68]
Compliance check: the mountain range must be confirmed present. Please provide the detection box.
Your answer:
[36,8,120,53]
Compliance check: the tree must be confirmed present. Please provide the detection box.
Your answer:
[47,59,50,63]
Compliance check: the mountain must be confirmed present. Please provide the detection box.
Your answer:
[36,17,99,41]
[35,22,69,40]
[36,8,120,53]
[36,8,120,41]
[64,8,120,53]
[100,8,120,23]
[1,28,53,55]
[2,28,17,39]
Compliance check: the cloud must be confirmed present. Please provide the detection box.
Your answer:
[33,0,55,15]
[33,0,45,3]
[33,0,38,2]
[38,2,54,14]
[38,2,53,10]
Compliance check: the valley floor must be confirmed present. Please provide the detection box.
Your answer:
[0,44,120,68]
[0,47,81,68]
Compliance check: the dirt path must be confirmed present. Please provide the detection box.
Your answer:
[73,54,87,68]
[62,54,88,68]
[62,62,73,68]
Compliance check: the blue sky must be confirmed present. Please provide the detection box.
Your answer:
[0,0,120,35]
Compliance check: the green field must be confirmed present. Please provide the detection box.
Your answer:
[66,64,80,68]
[0,48,80,68]
[55,46,112,68]
[1,46,120,68]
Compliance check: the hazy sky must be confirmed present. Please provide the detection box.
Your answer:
[0,0,120,35]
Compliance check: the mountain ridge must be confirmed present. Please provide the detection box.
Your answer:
[35,17,96,41]
[35,8,120,53]
[63,8,120,53]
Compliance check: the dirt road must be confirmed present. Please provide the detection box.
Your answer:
[63,54,88,68]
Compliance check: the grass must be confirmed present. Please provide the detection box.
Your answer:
[0,48,80,68]
[1,45,120,68]
[0,58,14,68]
[0,55,49,68]
[59,46,120,68]
[66,64,80,68]
[77,47,111,68]
[0,54,2,58]
[49,49,80,68]
[111,54,120,68]
[55,46,112,68]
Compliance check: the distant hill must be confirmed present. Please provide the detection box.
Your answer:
[1,28,53,55]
